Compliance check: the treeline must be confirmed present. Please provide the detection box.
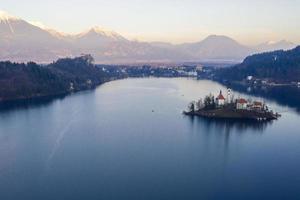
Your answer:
[0,55,109,101]
[214,46,300,82]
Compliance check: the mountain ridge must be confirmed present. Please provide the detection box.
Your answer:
[0,10,297,64]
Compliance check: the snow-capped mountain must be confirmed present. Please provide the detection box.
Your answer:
[255,40,297,53]
[0,11,72,62]
[0,10,298,64]
[77,27,127,41]
[0,10,19,22]
[74,27,128,48]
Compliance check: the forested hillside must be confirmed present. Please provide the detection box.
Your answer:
[0,55,108,101]
[215,46,300,82]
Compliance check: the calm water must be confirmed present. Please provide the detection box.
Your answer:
[0,78,300,200]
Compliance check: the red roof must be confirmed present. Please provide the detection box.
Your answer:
[217,93,225,100]
[253,101,263,106]
[237,98,247,104]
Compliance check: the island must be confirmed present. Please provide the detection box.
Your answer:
[184,90,280,121]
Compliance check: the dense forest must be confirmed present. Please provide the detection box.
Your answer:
[0,55,110,101]
[214,46,300,82]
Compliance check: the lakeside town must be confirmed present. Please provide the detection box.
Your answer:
[99,63,300,88]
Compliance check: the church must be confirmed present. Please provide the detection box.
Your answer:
[216,90,225,106]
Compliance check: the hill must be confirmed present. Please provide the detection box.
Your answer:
[214,46,300,82]
[0,55,108,101]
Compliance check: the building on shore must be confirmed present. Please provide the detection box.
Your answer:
[216,91,225,106]
[197,89,265,112]
[236,98,248,110]
[253,101,263,110]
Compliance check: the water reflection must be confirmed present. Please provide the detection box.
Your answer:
[186,115,273,166]
[0,78,299,200]
[187,115,272,134]
[0,95,67,113]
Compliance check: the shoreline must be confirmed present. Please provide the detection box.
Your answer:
[0,77,118,104]
[183,108,280,121]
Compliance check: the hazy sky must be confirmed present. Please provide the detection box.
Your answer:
[1,0,300,44]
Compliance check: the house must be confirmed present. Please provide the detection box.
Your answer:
[196,65,203,71]
[236,98,248,110]
[187,71,197,77]
[253,101,263,110]
[262,80,268,85]
[216,90,225,106]
[247,76,253,81]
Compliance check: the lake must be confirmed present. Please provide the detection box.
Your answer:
[0,78,300,200]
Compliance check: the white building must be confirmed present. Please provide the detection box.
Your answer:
[236,98,248,110]
[188,71,197,77]
[216,91,225,106]
[247,76,253,81]
[196,65,203,71]
[226,88,232,103]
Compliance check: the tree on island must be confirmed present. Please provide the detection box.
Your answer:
[204,94,216,109]
[188,102,195,112]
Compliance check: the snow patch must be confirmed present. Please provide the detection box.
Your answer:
[78,26,125,40]
[29,21,48,29]
[0,10,19,21]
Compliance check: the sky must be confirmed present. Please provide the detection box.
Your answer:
[1,0,300,45]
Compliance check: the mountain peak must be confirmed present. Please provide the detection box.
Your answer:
[76,26,127,42]
[89,26,124,39]
[0,10,20,21]
[204,35,235,41]
[91,26,112,33]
